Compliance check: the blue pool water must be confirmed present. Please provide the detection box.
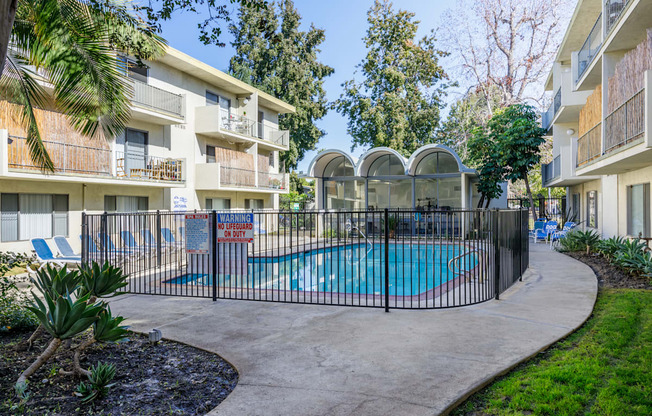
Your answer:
[166,244,478,297]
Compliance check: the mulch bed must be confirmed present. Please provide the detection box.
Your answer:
[565,252,652,290]
[0,331,238,415]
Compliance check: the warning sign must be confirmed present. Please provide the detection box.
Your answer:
[185,213,210,254]
[217,212,254,243]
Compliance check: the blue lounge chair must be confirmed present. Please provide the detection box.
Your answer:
[530,220,546,242]
[53,236,79,258]
[550,222,577,248]
[31,238,81,268]
[120,230,149,252]
[141,229,157,247]
[534,221,558,243]
[161,228,182,248]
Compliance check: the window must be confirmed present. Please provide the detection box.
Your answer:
[323,156,355,177]
[1,193,69,241]
[206,145,216,163]
[206,198,231,210]
[572,193,580,221]
[269,152,275,168]
[415,152,459,175]
[118,56,148,83]
[206,91,219,106]
[627,184,650,237]
[367,154,404,176]
[245,199,264,209]
[586,191,598,228]
[104,196,149,212]
[258,111,265,139]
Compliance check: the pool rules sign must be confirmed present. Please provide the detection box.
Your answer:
[216,213,254,243]
[185,213,210,254]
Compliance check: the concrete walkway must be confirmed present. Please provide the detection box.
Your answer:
[110,243,597,416]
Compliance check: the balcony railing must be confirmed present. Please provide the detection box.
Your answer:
[115,151,184,182]
[605,0,631,35]
[130,79,184,119]
[258,171,289,191]
[542,155,561,186]
[604,88,645,154]
[577,13,602,83]
[542,87,562,130]
[218,108,290,148]
[8,135,111,175]
[576,123,602,167]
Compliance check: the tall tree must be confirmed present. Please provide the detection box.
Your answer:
[229,0,334,169]
[440,0,573,110]
[1,0,165,170]
[334,0,449,156]
[469,104,545,217]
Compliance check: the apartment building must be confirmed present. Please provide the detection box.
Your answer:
[0,47,294,252]
[541,0,652,238]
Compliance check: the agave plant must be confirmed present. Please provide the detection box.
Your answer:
[595,236,627,260]
[75,362,117,403]
[79,261,128,300]
[31,264,81,299]
[16,290,103,389]
[66,306,129,377]
[613,239,651,275]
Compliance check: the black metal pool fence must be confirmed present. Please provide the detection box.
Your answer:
[82,208,529,311]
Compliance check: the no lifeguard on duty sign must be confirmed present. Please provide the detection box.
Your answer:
[216,212,254,243]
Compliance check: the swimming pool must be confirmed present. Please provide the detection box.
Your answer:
[166,243,479,297]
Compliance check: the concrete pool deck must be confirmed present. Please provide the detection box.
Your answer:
[109,243,597,416]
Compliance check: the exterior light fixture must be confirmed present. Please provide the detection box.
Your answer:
[566,129,575,136]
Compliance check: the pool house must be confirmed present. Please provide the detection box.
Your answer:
[308,145,506,211]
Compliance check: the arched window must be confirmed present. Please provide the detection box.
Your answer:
[367,154,404,176]
[415,152,459,175]
[323,156,354,177]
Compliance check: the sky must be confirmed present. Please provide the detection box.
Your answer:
[156,0,459,172]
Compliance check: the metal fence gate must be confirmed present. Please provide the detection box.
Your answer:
[82,208,529,310]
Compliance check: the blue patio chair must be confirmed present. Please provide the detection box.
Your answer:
[161,227,182,248]
[141,229,158,247]
[96,233,136,255]
[31,238,81,268]
[53,236,80,257]
[534,221,558,243]
[550,221,577,248]
[120,231,149,252]
[530,220,546,241]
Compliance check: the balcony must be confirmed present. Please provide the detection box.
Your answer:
[542,156,561,187]
[5,135,184,185]
[576,123,602,167]
[129,79,185,124]
[604,88,645,154]
[576,13,602,85]
[195,163,289,193]
[605,0,632,35]
[542,87,561,131]
[195,107,290,150]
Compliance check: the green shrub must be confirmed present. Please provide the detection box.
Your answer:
[0,296,39,333]
[612,239,652,276]
[556,229,601,254]
[556,230,586,252]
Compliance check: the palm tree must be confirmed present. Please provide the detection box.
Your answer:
[0,0,166,170]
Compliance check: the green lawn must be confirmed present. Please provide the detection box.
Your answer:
[452,289,651,415]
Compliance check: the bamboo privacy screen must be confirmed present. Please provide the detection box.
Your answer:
[607,29,652,113]
[0,101,111,174]
[579,84,602,137]
[214,146,255,187]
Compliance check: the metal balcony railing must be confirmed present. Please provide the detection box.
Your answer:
[130,79,184,119]
[218,108,290,148]
[577,13,603,83]
[542,87,562,130]
[605,0,631,35]
[576,123,602,167]
[604,88,646,154]
[541,155,561,186]
[115,151,184,182]
[258,171,289,191]
[8,135,112,175]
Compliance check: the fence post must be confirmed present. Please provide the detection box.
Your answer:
[493,209,501,300]
[156,210,162,267]
[384,208,390,312]
[81,212,87,265]
[100,211,108,264]
[518,208,523,281]
[211,210,217,302]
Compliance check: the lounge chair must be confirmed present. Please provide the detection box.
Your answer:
[550,222,577,248]
[161,227,182,249]
[120,230,150,252]
[31,238,81,268]
[534,221,558,243]
[530,220,546,242]
[53,236,80,258]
